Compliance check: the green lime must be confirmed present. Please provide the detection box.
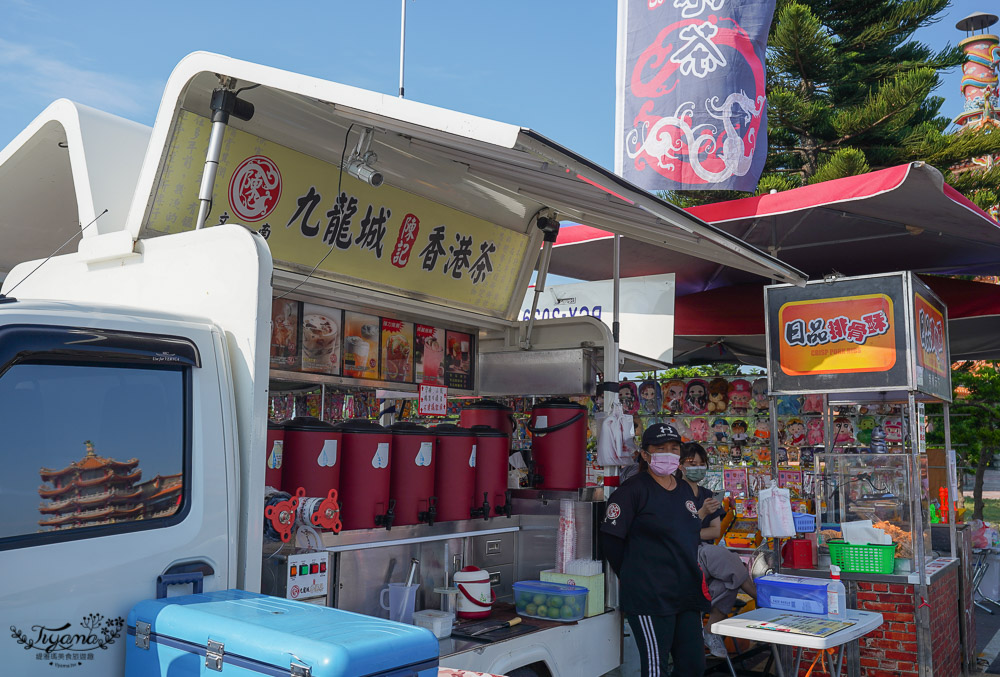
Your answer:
[525,603,537,616]
[533,594,547,605]
[536,605,548,617]
[516,602,527,613]
[548,606,562,619]
[518,592,533,604]
[561,605,576,619]
[548,596,563,608]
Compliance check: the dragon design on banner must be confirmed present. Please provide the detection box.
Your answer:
[617,0,776,192]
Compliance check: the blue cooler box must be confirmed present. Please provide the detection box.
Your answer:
[755,574,829,615]
[126,589,439,676]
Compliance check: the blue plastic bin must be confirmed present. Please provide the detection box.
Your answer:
[793,513,816,533]
[126,589,438,676]
[755,574,829,615]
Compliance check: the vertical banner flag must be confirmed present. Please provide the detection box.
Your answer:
[615,0,776,191]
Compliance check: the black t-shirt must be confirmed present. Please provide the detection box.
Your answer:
[600,472,711,616]
[694,485,725,538]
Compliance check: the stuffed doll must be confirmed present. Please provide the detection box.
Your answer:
[683,379,709,415]
[753,418,770,440]
[706,378,729,414]
[786,417,807,446]
[618,381,639,416]
[731,419,750,445]
[856,416,876,446]
[801,393,824,414]
[806,417,824,446]
[775,395,803,416]
[752,378,769,411]
[688,417,710,442]
[711,417,730,443]
[833,416,855,446]
[728,379,753,415]
[663,379,686,414]
[638,379,662,415]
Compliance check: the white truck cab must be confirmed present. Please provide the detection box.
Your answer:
[0,52,803,677]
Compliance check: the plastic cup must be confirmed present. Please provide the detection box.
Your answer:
[380,583,420,624]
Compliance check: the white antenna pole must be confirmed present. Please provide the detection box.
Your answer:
[399,0,407,98]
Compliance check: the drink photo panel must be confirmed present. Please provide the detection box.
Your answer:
[343,311,381,380]
[300,304,342,375]
[415,325,445,385]
[445,330,473,390]
[270,298,300,369]
[381,319,414,383]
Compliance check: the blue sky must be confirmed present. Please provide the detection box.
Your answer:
[0,1,982,173]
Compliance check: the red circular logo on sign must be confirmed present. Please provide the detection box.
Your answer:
[290,585,300,599]
[229,155,281,222]
[606,503,621,520]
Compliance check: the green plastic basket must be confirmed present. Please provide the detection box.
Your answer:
[827,539,897,574]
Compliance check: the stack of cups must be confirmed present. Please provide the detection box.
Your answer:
[556,499,577,573]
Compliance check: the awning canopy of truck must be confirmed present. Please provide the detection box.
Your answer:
[0,100,150,275]
[128,52,804,321]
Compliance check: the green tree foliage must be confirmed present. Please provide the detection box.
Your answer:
[638,365,763,380]
[926,362,1000,520]
[669,0,1000,205]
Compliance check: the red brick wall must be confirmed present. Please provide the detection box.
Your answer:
[794,567,961,677]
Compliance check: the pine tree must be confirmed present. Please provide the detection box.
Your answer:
[768,0,1000,190]
[667,0,1000,207]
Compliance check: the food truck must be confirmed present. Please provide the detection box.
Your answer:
[0,52,805,677]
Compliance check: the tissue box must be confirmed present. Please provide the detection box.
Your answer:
[756,574,828,615]
[541,570,604,617]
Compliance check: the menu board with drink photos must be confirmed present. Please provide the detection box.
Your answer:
[268,298,475,389]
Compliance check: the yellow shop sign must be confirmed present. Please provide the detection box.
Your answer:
[146,111,530,315]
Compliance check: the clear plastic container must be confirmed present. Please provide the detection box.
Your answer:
[412,609,454,638]
[513,580,588,622]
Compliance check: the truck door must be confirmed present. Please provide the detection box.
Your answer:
[0,321,233,677]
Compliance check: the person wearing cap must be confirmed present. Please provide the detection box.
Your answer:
[600,423,711,677]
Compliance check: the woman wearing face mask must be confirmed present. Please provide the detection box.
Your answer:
[679,442,723,543]
[680,442,757,659]
[600,423,711,677]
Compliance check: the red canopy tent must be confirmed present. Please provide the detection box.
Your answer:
[547,162,1000,362]
[550,162,1000,296]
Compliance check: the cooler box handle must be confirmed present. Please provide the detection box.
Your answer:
[156,572,204,599]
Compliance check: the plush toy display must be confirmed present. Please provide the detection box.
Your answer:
[618,381,639,415]
[663,379,686,414]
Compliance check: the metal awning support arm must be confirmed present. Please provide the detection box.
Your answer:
[195,83,255,230]
[521,210,560,350]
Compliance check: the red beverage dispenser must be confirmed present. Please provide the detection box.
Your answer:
[469,425,511,519]
[336,419,394,530]
[460,400,515,441]
[433,424,477,522]
[388,422,437,526]
[265,420,286,490]
[528,398,587,491]
[281,416,341,497]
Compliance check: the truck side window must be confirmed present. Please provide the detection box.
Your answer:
[0,362,187,544]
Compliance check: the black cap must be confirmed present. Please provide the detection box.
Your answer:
[641,423,682,448]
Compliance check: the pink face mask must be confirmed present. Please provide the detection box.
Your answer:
[648,452,680,477]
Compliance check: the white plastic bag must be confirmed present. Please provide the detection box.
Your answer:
[597,401,635,466]
[757,482,796,538]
